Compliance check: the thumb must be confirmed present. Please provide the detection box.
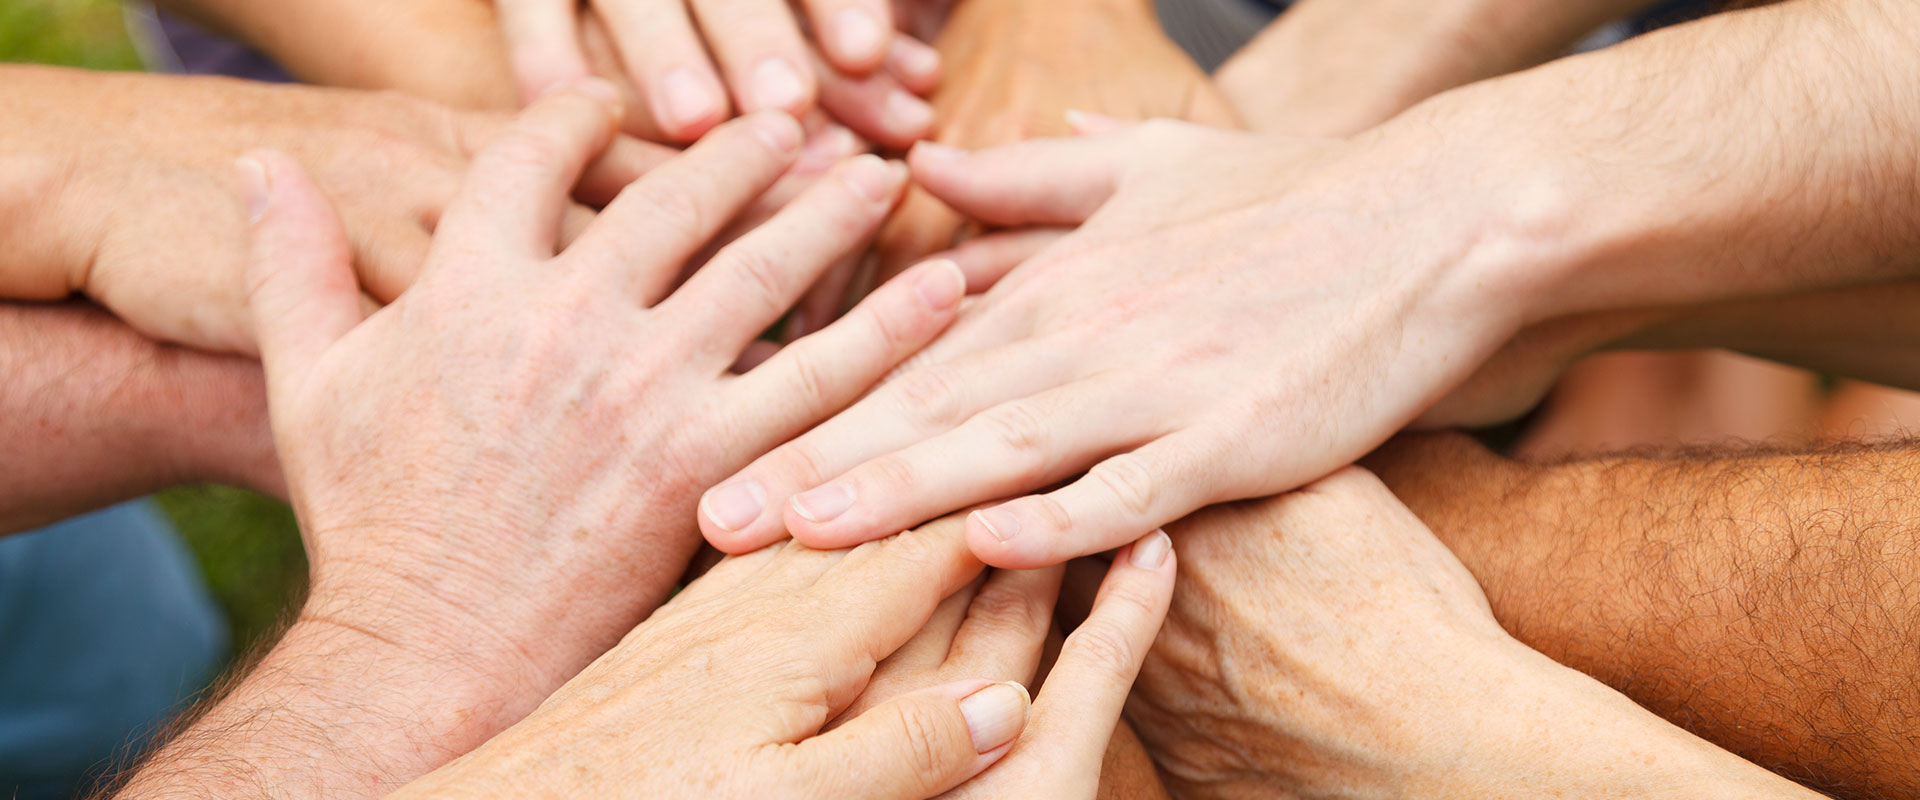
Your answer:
[239,150,366,398]
[780,679,1030,799]
[906,133,1132,228]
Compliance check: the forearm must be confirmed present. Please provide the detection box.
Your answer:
[1393,0,1920,318]
[151,0,514,108]
[0,302,275,534]
[1217,0,1661,136]
[111,602,540,800]
[1368,432,1920,798]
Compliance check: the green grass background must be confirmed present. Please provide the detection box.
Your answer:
[6,0,310,659]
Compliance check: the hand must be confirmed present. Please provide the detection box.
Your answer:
[3,67,672,355]
[1100,467,1823,798]
[700,119,1530,568]
[496,0,942,144]
[241,85,963,747]
[854,0,1238,326]
[391,519,1175,798]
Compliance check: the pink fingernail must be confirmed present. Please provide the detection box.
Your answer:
[751,58,808,111]
[886,39,940,82]
[791,483,855,523]
[883,90,933,134]
[702,480,767,532]
[958,681,1030,752]
[913,141,964,161]
[831,7,886,64]
[914,259,964,309]
[972,507,1020,543]
[841,154,897,203]
[1130,529,1171,569]
[660,68,722,131]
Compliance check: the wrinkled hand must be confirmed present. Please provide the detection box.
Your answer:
[7,67,671,354]
[858,0,1238,320]
[242,86,964,738]
[701,119,1526,568]
[495,0,941,145]
[392,519,1174,799]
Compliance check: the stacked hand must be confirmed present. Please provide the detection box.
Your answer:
[494,0,942,145]
[389,517,1175,798]
[240,82,964,749]
[702,118,1530,568]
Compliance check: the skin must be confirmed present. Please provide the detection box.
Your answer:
[0,301,278,535]
[1100,467,1824,799]
[0,65,674,354]
[109,90,968,798]
[394,521,1174,798]
[153,0,941,146]
[855,0,1237,324]
[1364,431,1920,799]
[699,0,1920,570]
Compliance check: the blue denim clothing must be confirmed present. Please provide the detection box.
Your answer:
[0,502,228,800]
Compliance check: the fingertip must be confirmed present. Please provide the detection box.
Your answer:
[1125,529,1173,571]
[744,57,815,116]
[908,257,965,312]
[884,37,941,93]
[651,67,729,142]
[824,6,891,74]
[744,108,806,154]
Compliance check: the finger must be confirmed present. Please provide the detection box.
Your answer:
[731,340,781,373]
[908,135,1134,227]
[784,374,1170,550]
[497,0,594,103]
[883,35,940,95]
[872,187,967,284]
[785,252,860,340]
[886,574,986,672]
[661,154,904,356]
[701,339,1065,553]
[814,48,934,149]
[1064,108,1130,136]
[435,80,622,259]
[800,0,892,75]
[239,151,366,389]
[1012,533,1174,784]
[568,111,802,301]
[686,0,816,115]
[594,0,731,141]
[559,203,597,250]
[944,566,1062,679]
[346,220,431,303]
[922,228,1065,297]
[778,679,1028,798]
[812,516,987,679]
[705,258,964,533]
[574,135,680,207]
[968,433,1225,569]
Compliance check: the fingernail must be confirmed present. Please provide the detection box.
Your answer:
[912,141,964,161]
[1130,529,1171,569]
[791,482,855,523]
[958,681,1030,752]
[841,154,898,203]
[831,7,886,64]
[235,156,269,225]
[883,90,934,134]
[702,480,767,532]
[786,309,814,338]
[914,259,964,309]
[751,58,808,111]
[887,39,940,82]
[750,111,804,152]
[796,124,858,173]
[972,507,1021,543]
[660,68,722,131]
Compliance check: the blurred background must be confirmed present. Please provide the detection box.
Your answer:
[3,0,309,660]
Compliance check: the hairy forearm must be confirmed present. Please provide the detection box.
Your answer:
[1394,0,1920,318]
[1217,0,1661,135]
[0,302,274,534]
[1368,432,1920,799]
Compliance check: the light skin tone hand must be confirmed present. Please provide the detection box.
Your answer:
[850,0,1237,333]
[1104,467,1820,799]
[0,301,278,536]
[156,0,940,146]
[0,65,674,354]
[701,0,1920,570]
[1366,431,1920,798]
[391,520,1174,798]
[112,85,965,798]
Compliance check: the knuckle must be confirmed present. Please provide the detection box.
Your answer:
[780,347,835,409]
[967,584,1046,637]
[893,368,966,428]
[892,702,962,780]
[636,184,706,241]
[862,453,921,493]
[776,440,833,489]
[1065,618,1141,675]
[1091,456,1158,517]
[978,402,1050,469]
[719,246,791,316]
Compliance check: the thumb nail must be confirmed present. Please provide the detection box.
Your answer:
[958,681,1030,752]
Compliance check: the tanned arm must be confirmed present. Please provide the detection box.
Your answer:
[0,301,277,535]
[1366,431,1920,799]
